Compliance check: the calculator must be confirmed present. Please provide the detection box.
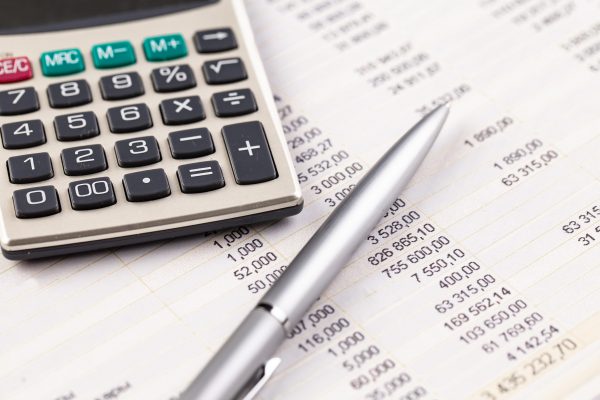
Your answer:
[0,0,302,260]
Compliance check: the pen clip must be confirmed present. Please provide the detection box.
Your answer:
[239,357,282,400]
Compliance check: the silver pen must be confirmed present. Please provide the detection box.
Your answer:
[180,104,450,400]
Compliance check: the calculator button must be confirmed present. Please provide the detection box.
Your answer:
[1,119,46,149]
[150,65,196,93]
[160,95,205,125]
[91,41,136,69]
[40,49,85,76]
[194,28,238,53]
[168,128,214,159]
[114,136,161,167]
[123,169,170,202]
[7,152,53,184]
[106,103,153,133]
[212,89,257,117]
[178,160,225,193]
[61,144,107,176]
[54,112,99,141]
[222,121,277,184]
[0,57,33,84]
[99,72,144,100]
[47,80,92,108]
[202,58,247,84]
[68,177,116,210]
[143,34,187,61]
[13,186,60,218]
[0,87,39,115]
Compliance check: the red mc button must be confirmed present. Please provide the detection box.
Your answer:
[0,56,33,84]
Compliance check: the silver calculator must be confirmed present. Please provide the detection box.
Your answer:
[0,0,302,260]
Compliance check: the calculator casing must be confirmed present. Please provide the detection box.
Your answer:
[0,0,302,260]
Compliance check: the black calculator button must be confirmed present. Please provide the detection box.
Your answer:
[13,186,60,218]
[168,128,214,159]
[222,121,277,184]
[114,136,161,167]
[7,152,54,183]
[123,168,170,202]
[0,87,39,115]
[178,160,225,193]
[61,144,107,176]
[1,119,46,149]
[159,95,205,125]
[106,103,152,133]
[68,177,116,210]
[202,58,247,84]
[47,80,92,108]
[151,65,196,93]
[194,28,238,53]
[99,72,145,100]
[212,89,257,118]
[54,111,100,141]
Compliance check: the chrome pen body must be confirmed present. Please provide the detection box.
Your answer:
[180,104,450,400]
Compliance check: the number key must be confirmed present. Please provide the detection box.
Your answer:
[7,152,54,183]
[1,119,46,149]
[0,87,39,115]
[68,177,116,210]
[99,72,144,100]
[106,103,152,133]
[114,136,161,167]
[61,144,107,176]
[47,80,92,108]
[54,111,99,141]
[13,186,61,218]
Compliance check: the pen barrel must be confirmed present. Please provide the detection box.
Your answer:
[260,106,449,331]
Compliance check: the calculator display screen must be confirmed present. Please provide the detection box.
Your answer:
[0,0,218,34]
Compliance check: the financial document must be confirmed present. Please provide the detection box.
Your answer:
[1,0,600,399]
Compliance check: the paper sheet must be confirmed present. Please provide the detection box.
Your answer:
[1,0,600,399]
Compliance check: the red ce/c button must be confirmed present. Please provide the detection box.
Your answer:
[0,56,33,83]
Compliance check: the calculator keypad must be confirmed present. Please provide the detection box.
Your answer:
[68,177,116,210]
[1,11,302,260]
[115,136,161,167]
[99,72,145,100]
[54,112,100,141]
[202,58,247,84]
[151,65,196,93]
[1,119,46,149]
[47,80,93,108]
[106,103,153,133]
[13,186,61,218]
[0,87,39,115]
[123,168,170,202]
[7,152,54,183]
[168,128,214,159]
[160,95,205,125]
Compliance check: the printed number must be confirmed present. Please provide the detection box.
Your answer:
[74,181,109,197]
[7,89,25,104]
[120,106,140,121]
[60,82,80,97]
[26,190,46,205]
[129,140,148,154]
[24,157,35,170]
[75,148,95,163]
[112,74,132,89]
[13,122,32,136]
[67,114,87,129]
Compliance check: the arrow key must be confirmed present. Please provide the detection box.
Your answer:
[194,28,237,53]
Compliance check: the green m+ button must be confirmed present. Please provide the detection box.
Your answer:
[143,34,187,61]
[40,48,85,76]
[92,41,136,69]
